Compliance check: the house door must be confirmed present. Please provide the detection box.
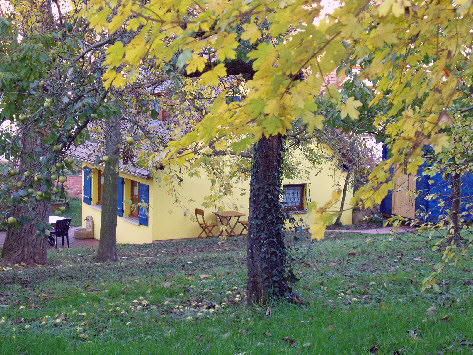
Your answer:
[392,167,416,219]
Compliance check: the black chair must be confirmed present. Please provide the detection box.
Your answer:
[50,218,72,248]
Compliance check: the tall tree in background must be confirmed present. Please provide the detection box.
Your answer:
[0,1,110,264]
[95,113,122,262]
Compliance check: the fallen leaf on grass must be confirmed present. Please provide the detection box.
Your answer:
[303,343,313,348]
[327,325,334,330]
[369,346,378,354]
[440,314,451,322]
[222,332,231,339]
[282,337,294,345]
[263,331,272,337]
[407,329,419,341]
[426,305,437,313]
[199,274,211,279]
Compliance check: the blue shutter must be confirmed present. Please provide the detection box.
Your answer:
[151,100,159,120]
[117,177,124,217]
[138,183,149,226]
[379,144,392,215]
[83,167,92,205]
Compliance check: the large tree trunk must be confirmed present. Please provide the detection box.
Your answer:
[1,202,49,265]
[96,116,121,262]
[246,134,289,304]
[450,171,463,246]
[1,127,49,265]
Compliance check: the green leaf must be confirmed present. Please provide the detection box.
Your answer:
[231,136,254,153]
[177,49,192,69]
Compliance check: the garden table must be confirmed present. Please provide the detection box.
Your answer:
[213,211,245,237]
[49,216,66,225]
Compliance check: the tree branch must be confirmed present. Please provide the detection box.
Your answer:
[73,35,116,64]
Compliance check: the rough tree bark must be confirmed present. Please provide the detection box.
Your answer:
[1,201,49,265]
[247,134,289,304]
[96,115,121,262]
[1,127,49,265]
[450,172,463,246]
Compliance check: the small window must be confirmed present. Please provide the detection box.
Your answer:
[226,95,241,103]
[282,184,305,212]
[97,170,104,205]
[130,180,140,218]
[152,100,168,121]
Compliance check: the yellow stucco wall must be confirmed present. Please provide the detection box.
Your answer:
[82,164,154,244]
[81,150,353,243]
[152,168,249,240]
[283,163,353,227]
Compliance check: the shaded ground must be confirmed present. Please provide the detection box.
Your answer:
[0,227,98,249]
[0,225,416,249]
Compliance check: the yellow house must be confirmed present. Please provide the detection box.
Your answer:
[75,143,352,244]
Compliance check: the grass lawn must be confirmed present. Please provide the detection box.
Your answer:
[0,232,472,354]
[62,198,82,227]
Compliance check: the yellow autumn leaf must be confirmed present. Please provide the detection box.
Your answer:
[88,7,110,31]
[310,220,326,241]
[108,0,132,33]
[241,23,261,44]
[200,64,227,86]
[127,17,145,31]
[378,0,394,17]
[263,99,280,116]
[104,42,126,68]
[406,155,423,175]
[339,97,362,120]
[125,35,147,64]
[216,33,238,61]
[432,134,451,154]
[186,54,207,74]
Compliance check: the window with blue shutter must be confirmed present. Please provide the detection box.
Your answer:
[226,95,241,103]
[151,100,159,120]
[117,177,124,217]
[83,167,92,205]
[138,183,149,226]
